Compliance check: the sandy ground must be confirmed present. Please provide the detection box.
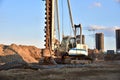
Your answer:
[0,61,120,80]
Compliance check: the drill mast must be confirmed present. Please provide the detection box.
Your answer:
[44,0,55,50]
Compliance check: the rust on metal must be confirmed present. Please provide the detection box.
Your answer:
[44,0,52,49]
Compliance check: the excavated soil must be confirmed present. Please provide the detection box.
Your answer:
[0,44,41,63]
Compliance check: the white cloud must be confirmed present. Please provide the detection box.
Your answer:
[88,25,106,31]
[94,2,101,7]
[87,25,120,37]
[90,2,102,8]
[115,0,120,3]
[112,26,120,30]
[88,25,120,31]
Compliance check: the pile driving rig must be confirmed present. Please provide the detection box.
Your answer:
[41,0,92,64]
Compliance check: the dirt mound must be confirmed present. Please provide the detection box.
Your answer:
[0,44,41,63]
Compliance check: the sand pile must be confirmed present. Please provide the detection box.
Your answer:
[0,44,41,63]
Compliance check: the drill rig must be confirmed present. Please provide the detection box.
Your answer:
[42,0,92,64]
[40,0,57,64]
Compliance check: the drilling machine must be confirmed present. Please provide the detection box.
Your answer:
[40,0,57,64]
[41,0,92,64]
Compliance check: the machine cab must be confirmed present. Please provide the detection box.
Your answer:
[59,36,76,52]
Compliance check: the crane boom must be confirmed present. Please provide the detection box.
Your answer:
[67,0,75,36]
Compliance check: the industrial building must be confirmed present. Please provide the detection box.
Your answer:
[95,33,104,52]
[116,29,120,53]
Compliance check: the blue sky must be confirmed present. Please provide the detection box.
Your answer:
[0,0,120,51]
